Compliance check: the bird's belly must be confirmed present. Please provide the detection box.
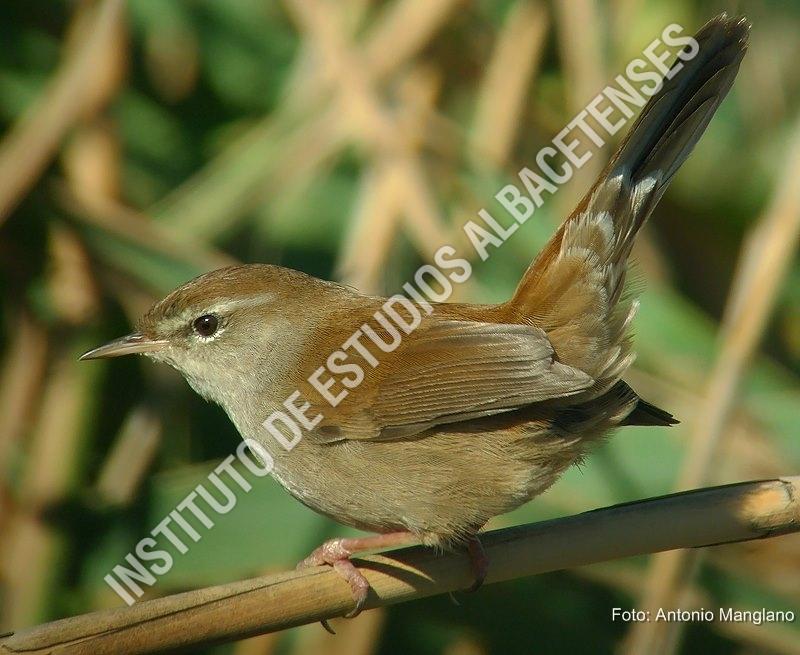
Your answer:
[262,419,591,546]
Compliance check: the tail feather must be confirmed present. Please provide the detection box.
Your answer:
[622,397,680,427]
[612,18,749,190]
[507,14,749,393]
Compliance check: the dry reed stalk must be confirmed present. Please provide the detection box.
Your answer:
[0,0,125,224]
[337,164,406,293]
[622,117,800,655]
[1,477,798,654]
[62,119,122,208]
[469,1,549,169]
[154,0,459,240]
[94,408,162,508]
[551,0,608,229]
[55,183,237,271]
[283,0,460,270]
[1,347,98,628]
[361,0,464,80]
[577,558,800,655]
[47,224,101,325]
[153,105,344,238]
[0,313,48,480]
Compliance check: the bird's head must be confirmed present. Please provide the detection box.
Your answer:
[81,265,319,404]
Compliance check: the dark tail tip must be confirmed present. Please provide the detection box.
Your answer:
[612,12,750,189]
[623,398,679,427]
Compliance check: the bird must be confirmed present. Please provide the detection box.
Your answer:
[82,14,749,620]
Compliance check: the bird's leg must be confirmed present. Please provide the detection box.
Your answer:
[297,531,416,619]
[465,535,489,592]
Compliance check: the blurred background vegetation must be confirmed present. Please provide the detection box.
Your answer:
[1,0,799,653]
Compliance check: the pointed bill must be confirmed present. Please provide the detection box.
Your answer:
[80,333,168,360]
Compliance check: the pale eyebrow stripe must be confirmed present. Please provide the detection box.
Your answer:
[158,292,277,332]
[204,292,276,315]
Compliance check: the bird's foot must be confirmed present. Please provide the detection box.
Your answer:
[298,542,370,620]
[297,531,416,625]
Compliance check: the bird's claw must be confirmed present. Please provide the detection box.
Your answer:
[465,536,489,593]
[297,538,370,621]
[334,559,369,618]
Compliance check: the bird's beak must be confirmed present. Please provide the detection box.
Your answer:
[80,333,169,360]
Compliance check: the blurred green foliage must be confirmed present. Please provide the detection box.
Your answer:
[1,1,799,654]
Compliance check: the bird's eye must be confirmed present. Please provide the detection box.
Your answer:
[192,314,219,338]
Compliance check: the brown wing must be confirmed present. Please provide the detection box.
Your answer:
[308,318,593,442]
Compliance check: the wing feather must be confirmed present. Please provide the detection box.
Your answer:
[311,318,593,442]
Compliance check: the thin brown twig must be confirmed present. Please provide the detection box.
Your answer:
[1,477,798,655]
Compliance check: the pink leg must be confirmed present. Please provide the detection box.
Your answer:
[465,536,489,592]
[297,531,416,619]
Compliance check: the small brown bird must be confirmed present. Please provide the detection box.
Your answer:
[83,15,748,617]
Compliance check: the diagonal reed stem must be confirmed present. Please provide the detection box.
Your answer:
[1,477,798,655]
